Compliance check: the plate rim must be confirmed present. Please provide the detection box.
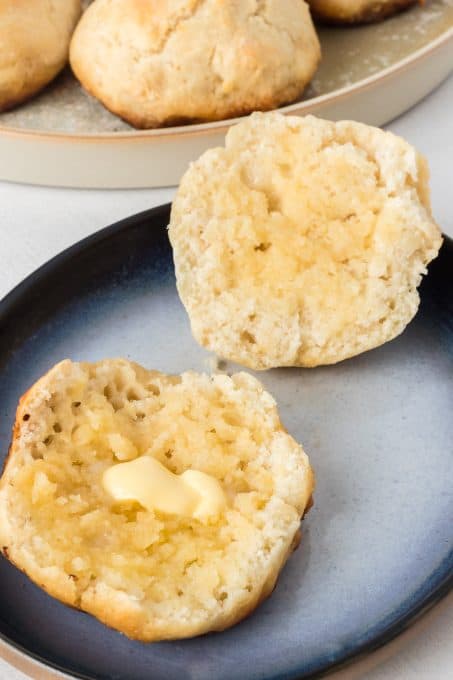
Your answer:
[0,27,451,142]
[0,206,452,680]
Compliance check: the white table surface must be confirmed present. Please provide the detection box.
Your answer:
[0,75,452,680]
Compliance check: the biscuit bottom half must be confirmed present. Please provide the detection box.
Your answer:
[0,358,313,641]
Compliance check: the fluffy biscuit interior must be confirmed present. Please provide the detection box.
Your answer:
[169,112,442,368]
[0,359,312,638]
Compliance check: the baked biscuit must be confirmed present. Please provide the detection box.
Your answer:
[307,0,417,24]
[0,358,313,640]
[169,112,442,369]
[0,0,81,112]
[69,0,321,128]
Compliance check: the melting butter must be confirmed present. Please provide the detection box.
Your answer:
[102,456,226,521]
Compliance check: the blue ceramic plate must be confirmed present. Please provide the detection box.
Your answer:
[0,205,452,680]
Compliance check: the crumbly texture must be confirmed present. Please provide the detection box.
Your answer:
[307,0,417,24]
[0,359,313,641]
[69,0,320,128]
[0,0,81,112]
[169,112,442,370]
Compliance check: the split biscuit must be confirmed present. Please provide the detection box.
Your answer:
[169,112,442,369]
[0,358,313,640]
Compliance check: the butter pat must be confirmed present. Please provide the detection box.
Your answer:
[102,456,226,522]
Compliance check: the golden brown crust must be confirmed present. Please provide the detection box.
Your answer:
[309,0,418,24]
[81,82,304,131]
[0,0,81,112]
[1,365,81,609]
[2,377,46,476]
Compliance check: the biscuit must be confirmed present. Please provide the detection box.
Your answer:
[0,358,313,641]
[0,0,81,112]
[69,0,321,128]
[169,112,442,369]
[307,0,417,24]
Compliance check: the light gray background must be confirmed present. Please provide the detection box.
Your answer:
[0,75,451,680]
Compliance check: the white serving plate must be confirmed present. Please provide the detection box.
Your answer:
[0,1,452,189]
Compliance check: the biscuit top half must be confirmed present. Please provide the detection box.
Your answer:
[169,112,442,369]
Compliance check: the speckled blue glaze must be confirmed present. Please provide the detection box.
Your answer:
[0,206,451,680]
